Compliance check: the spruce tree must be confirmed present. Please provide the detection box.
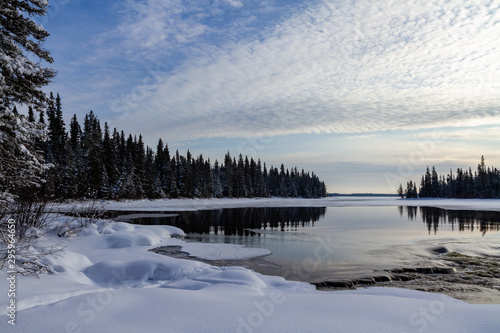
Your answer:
[28,106,35,122]
[81,111,103,198]
[1,0,55,204]
[397,184,404,198]
[431,166,439,197]
[101,122,118,198]
[0,0,56,109]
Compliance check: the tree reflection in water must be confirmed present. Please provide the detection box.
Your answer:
[107,207,327,236]
[399,206,500,236]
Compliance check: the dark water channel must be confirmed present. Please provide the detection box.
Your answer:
[106,206,500,282]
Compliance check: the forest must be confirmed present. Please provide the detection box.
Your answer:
[19,93,327,201]
[398,156,500,199]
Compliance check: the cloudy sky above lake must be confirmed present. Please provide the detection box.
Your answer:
[43,0,500,193]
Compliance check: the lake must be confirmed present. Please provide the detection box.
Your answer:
[106,205,500,283]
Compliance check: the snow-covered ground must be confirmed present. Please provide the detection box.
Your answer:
[73,196,500,212]
[2,198,500,332]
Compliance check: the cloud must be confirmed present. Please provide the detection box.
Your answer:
[107,0,500,141]
[414,126,500,142]
[223,0,244,9]
[114,0,211,56]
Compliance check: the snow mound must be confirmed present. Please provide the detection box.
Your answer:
[192,267,268,290]
[79,221,185,249]
[84,259,206,287]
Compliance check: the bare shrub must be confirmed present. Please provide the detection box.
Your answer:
[55,200,107,237]
[72,200,106,225]
[0,199,63,276]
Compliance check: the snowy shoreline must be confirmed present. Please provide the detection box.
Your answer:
[78,196,500,212]
[1,197,500,332]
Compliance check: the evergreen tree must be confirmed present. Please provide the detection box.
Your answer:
[0,0,56,109]
[81,111,103,198]
[155,139,171,196]
[45,93,68,199]
[430,166,439,197]
[101,122,118,198]
[144,147,162,198]
[28,106,35,122]
[223,152,233,197]
[38,110,45,124]
[1,0,55,204]
[0,106,48,203]
[397,184,404,199]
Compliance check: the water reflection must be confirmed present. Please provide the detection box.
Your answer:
[106,207,327,236]
[399,206,500,235]
[106,206,500,237]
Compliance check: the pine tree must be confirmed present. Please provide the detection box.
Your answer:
[28,106,35,122]
[0,0,56,109]
[81,111,103,198]
[183,150,193,197]
[144,147,162,198]
[101,122,118,198]
[155,139,170,196]
[1,0,55,205]
[397,184,404,198]
[223,152,233,197]
[431,166,439,197]
[0,106,49,203]
[38,110,45,124]
[45,93,68,199]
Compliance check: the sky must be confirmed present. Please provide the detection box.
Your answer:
[38,0,500,193]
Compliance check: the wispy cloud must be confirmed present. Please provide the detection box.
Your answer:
[115,0,211,56]
[100,0,500,141]
[414,126,500,141]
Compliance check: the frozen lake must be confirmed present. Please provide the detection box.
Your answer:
[106,205,500,282]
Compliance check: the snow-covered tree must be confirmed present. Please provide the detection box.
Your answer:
[1,0,56,109]
[1,0,55,206]
[0,108,49,204]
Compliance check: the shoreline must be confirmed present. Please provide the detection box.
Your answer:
[57,196,500,213]
[152,245,500,304]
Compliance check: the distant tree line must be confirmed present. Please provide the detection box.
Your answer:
[398,156,500,199]
[33,93,327,200]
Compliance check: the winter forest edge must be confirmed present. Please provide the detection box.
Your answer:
[398,156,500,199]
[6,93,328,201]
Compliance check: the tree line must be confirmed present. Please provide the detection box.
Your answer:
[398,156,500,199]
[32,93,327,200]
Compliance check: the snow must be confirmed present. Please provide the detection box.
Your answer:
[1,198,500,332]
[60,196,500,212]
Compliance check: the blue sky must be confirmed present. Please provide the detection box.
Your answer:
[40,0,500,193]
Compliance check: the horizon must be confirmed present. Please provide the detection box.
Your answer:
[39,0,500,194]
